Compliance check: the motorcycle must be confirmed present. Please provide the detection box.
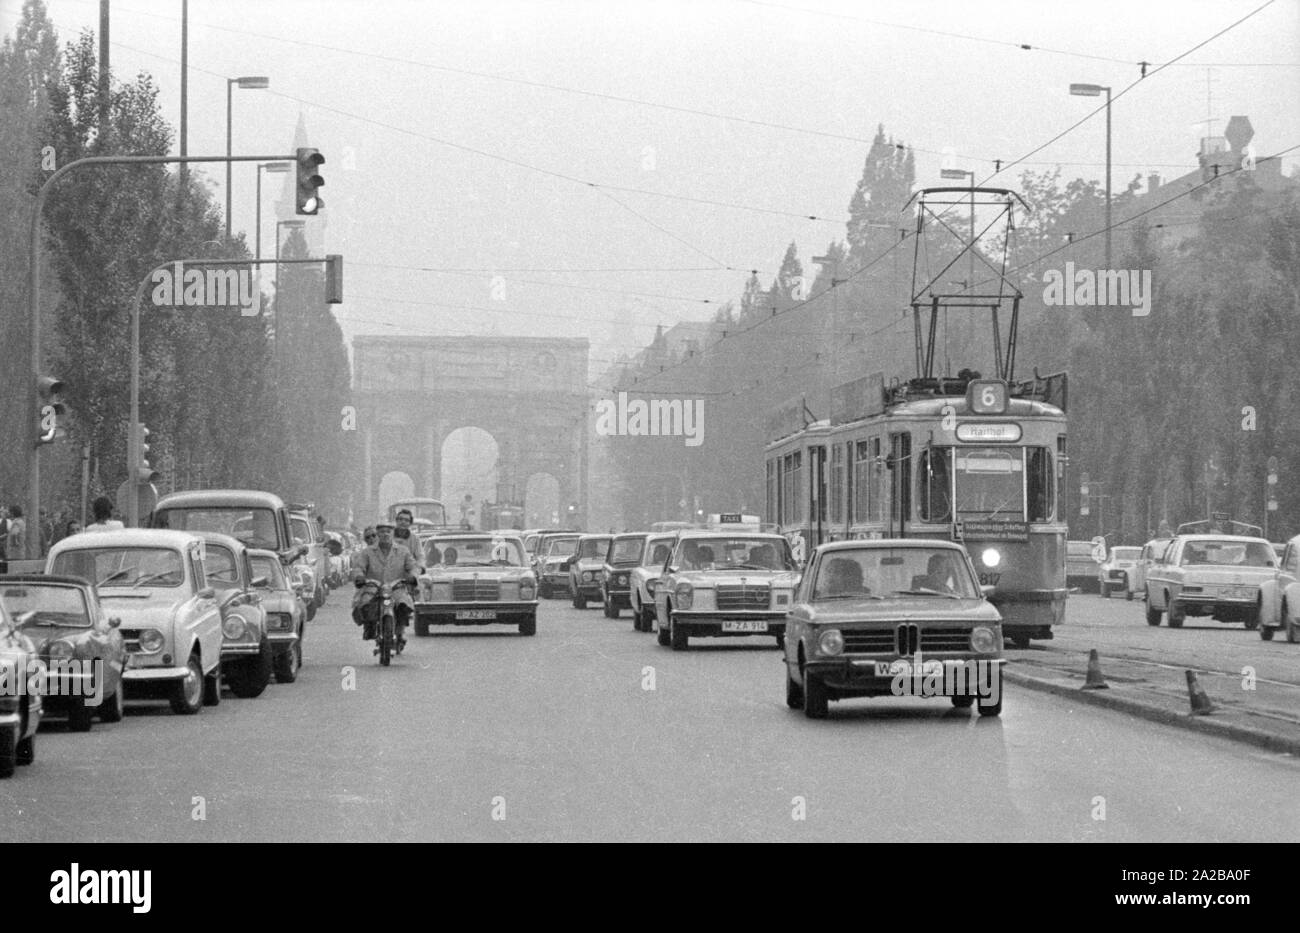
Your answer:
[356,579,410,666]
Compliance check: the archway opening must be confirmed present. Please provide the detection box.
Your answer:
[524,472,561,527]
[377,471,415,515]
[441,427,499,527]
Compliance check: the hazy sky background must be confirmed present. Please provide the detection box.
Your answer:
[9,0,1299,386]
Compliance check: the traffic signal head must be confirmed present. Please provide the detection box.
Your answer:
[37,375,66,444]
[134,422,159,483]
[295,148,325,215]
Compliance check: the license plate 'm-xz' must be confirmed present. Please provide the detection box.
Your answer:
[456,610,497,620]
[721,620,767,632]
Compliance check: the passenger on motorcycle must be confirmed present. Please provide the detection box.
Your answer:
[351,519,419,647]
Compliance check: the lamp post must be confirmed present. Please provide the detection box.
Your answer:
[255,161,291,261]
[226,75,270,241]
[1069,83,1112,272]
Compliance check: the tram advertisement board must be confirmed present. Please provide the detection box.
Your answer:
[959,520,1029,542]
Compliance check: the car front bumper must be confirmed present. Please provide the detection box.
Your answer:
[605,588,632,608]
[668,611,787,636]
[805,656,1006,695]
[416,601,538,625]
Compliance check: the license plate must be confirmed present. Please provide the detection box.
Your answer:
[874,660,946,677]
[721,620,767,633]
[456,610,497,620]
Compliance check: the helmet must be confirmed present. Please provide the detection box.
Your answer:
[375,518,396,530]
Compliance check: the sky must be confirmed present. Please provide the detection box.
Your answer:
[8,0,1299,384]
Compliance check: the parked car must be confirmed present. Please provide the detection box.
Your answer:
[1130,537,1173,599]
[1098,546,1141,599]
[567,534,613,609]
[248,549,306,681]
[415,533,538,636]
[197,533,273,699]
[1143,534,1277,628]
[1256,533,1300,642]
[46,530,223,714]
[0,574,126,730]
[653,528,800,650]
[1066,540,1100,593]
[783,539,1005,719]
[0,599,42,777]
[628,534,676,632]
[288,510,329,611]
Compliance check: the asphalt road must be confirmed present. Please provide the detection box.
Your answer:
[3,593,1298,842]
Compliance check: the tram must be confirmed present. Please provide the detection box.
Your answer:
[763,186,1068,647]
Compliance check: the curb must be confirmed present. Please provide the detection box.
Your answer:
[1004,666,1300,758]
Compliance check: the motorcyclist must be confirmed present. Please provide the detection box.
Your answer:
[393,508,424,571]
[351,518,419,649]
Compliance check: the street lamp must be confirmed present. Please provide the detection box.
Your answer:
[255,161,291,261]
[226,75,270,241]
[1069,83,1112,272]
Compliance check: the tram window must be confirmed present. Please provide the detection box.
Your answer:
[917,447,953,523]
[782,451,803,524]
[853,440,872,523]
[1027,447,1054,521]
[767,459,778,526]
[830,444,844,526]
[954,447,1024,519]
[891,434,911,524]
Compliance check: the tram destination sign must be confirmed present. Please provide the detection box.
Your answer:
[959,520,1030,542]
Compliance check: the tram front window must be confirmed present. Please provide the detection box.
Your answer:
[955,448,1024,520]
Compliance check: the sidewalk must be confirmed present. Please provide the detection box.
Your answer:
[1005,645,1300,756]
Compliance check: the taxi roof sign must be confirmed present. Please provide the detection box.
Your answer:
[708,513,761,531]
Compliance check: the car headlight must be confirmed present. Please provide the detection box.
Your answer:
[674,581,693,610]
[222,617,247,640]
[582,571,594,582]
[45,639,75,660]
[520,580,536,599]
[970,625,999,653]
[818,629,844,655]
[138,629,164,654]
[617,574,627,586]
[981,548,1001,568]
[646,579,658,595]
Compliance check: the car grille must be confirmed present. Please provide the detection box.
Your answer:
[716,584,770,611]
[842,631,896,653]
[840,626,972,655]
[920,629,974,652]
[453,579,500,601]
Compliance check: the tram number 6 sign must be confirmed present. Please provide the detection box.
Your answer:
[967,379,1008,415]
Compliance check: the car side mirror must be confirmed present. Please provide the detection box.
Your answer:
[251,576,269,589]
[198,587,215,600]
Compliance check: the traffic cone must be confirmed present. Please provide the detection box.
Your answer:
[1082,649,1109,690]
[1186,670,1215,715]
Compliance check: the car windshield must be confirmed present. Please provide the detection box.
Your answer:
[425,537,525,567]
[812,547,979,600]
[1111,548,1140,562]
[608,537,645,564]
[577,537,612,559]
[544,538,579,558]
[52,547,185,588]
[250,555,287,590]
[0,584,91,627]
[672,537,795,571]
[1180,539,1275,568]
[155,507,280,550]
[204,545,241,588]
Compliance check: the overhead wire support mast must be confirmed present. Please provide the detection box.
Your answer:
[900,186,1028,385]
[25,153,311,557]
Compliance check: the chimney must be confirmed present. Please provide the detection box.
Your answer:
[1147,173,1161,193]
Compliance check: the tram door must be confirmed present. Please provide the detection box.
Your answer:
[808,444,827,546]
[888,432,911,538]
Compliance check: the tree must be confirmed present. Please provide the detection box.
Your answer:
[846,125,915,269]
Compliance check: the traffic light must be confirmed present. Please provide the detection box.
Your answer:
[36,375,66,444]
[295,148,325,215]
[325,254,343,304]
[134,422,159,483]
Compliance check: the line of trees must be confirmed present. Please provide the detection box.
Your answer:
[0,1,355,527]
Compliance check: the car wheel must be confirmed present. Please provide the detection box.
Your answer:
[0,723,15,778]
[1145,593,1163,626]
[977,668,1003,717]
[1101,583,1111,598]
[670,615,688,651]
[1167,598,1185,628]
[519,613,536,636]
[774,633,785,650]
[68,695,95,732]
[951,694,975,708]
[15,729,34,766]
[1260,625,1275,641]
[604,600,619,619]
[539,581,551,600]
[785,666,804,709]
[415,616,430,638]
[1244,605,1261,630]
[99,682,125,723]
[170,653,205,715]
[803,669,829,719]
[305,601,317,622]
[656,616,671,646]
[573,591,587,610]
[1125,589,1133,601]
[1287,618,1298,644]
[273,638,302,684]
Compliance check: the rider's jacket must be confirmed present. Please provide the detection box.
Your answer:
[352,543,420,611]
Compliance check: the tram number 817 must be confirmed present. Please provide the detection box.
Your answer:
[978,572,1001,586]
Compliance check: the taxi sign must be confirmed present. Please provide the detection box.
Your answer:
[707,513,761,531]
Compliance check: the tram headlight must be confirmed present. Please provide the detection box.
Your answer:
[981,548,1002,568]
[970,625,999,653]
[818,629,844,656]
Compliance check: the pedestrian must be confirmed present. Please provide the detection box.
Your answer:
[6,505,26,558]
[64,519,83,537]
[84,496,125,532]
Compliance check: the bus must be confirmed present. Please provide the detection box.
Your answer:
[764,186,1067,647]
